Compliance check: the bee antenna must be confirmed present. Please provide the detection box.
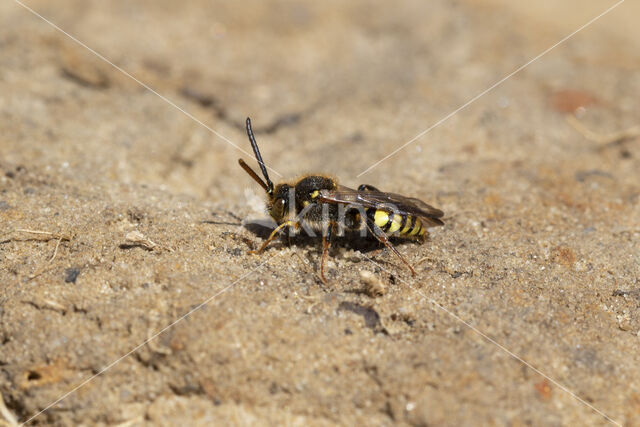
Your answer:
[246,117,274,194]
[238,159,270,193]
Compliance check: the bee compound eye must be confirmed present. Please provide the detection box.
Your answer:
[273,198,286,216]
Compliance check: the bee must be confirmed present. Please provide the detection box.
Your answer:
[238,117,444,283]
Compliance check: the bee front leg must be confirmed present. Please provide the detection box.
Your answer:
[249,220,298,254]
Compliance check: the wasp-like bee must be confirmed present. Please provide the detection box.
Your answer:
[238,117,444,282]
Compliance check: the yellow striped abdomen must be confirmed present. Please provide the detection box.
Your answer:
[368,209,426,239]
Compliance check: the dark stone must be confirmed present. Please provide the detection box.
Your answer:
[64,268,81,283]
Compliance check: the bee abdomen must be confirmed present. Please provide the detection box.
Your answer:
[366,209,426,238]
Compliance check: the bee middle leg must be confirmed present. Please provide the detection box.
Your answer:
[249,220,298,254]
[365,220,417,276]
[320,222,336,284]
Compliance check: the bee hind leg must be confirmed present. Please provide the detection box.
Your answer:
[365,220,417,276]
[357,184,381,192]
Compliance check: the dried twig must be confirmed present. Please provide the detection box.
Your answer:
[113,415,144,427]
[49,237,63,263]
[123,230,173,252]
[4,229,73,281]
[14,229,72,241]
[22,298,67,314]
[566,114,640,146]
[0,393,18,427]
[28,236,64,280]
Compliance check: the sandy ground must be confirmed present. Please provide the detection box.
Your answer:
[1,0,639,425]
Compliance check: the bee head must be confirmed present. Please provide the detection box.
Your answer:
[268,184,293,223]
[238,117,275,196]
[238,117,295,223]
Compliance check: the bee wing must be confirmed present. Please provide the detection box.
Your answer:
[318,185,444,226]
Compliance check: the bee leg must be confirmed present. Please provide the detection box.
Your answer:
[357,184,381,192]
[249,220,298,254]
[365,220,417,276]
[320,222,335,284]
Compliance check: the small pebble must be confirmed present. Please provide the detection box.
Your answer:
[64,268,80,283]
[360,270,386,297]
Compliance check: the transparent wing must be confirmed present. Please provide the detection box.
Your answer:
[318,185,444,227]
